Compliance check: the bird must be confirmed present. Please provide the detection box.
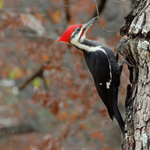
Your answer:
[57,16,125,139]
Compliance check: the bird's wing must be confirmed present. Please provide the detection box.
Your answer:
[90,51,114,119]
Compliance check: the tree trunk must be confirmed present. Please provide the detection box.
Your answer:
[119,0,150,149]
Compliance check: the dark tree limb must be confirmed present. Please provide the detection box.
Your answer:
[0,124,36,139]
[19,61,50,91]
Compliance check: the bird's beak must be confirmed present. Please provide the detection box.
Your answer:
[81,16,98,31]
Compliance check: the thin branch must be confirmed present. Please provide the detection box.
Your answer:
[0,124,37,138]
[93,0,133,33]
[92,0,107,19]
[109,0,133,6]
[93,0,119,32]
[109,0,133,13]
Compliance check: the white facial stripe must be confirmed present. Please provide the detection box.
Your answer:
[71,29,82,41]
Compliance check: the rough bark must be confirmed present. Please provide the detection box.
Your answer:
[119,0,150,149]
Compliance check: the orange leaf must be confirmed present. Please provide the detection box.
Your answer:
[99,132,104,142]
[81,124,87,131]
[43,65,54,71]
[34,13,42,21]
[62,112,69,120]
[64,103,69,108]
[56,113,62,121]
[70,91,80,99]
[71,113,78,123]
[20,14,27,24]
[42,54,50,61]
[56,112,69,121]
[103,146,114,150]
[48,9,62,24]
[92,131,100,139]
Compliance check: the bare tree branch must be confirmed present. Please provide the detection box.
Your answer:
[0,124,37,139]
[109,0,133,6]
[18,61,50,91]
[92,0,107,19]
[93,0,119,32]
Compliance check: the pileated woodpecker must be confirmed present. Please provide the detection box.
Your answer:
[57,17,125,139]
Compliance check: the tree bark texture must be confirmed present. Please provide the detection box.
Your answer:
[119,0,150,149]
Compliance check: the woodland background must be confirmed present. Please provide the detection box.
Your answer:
[0,0,132,149]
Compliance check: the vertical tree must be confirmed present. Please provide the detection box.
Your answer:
[119,0,150,149]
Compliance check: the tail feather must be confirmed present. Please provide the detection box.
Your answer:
[113,101,125,139]
[107,106,114,120]
[112,85,125,138]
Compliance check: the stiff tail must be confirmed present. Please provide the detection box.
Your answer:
[113,101,125,139]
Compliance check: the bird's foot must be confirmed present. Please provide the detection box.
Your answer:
[116,38,128,62]
[122,59,133,67]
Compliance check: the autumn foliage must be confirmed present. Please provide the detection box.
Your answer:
[0,0,130,150]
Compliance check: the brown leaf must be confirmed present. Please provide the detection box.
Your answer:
[51,102,59,115]
[80,124,87,131]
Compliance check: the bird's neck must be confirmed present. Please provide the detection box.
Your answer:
[72,38,96,52]
[72,38,105,54]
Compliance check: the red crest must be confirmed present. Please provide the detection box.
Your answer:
[57,25,82,43]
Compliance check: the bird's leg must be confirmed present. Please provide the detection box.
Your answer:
[116,38,133,71]
[122,58,133,67]
[116,38,127,62]
[116,38,127,71]
[119,58,133,72]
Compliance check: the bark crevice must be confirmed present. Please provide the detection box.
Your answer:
[119,1,150,148]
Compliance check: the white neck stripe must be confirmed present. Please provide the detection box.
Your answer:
[71,40,107,54]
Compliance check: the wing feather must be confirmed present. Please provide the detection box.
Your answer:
[84,50,114,119]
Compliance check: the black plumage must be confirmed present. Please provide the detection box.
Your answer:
[81,39,125,138]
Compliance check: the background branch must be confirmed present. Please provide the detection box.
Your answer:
[92,0,107,19]
[0,124,36,139]
[18,61,50,91]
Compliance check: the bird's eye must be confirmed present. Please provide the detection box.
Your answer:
[76,27,80,32]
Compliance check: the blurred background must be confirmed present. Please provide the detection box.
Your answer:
[0,0,132,149]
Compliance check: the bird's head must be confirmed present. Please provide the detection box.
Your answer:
[57,17,98,46]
